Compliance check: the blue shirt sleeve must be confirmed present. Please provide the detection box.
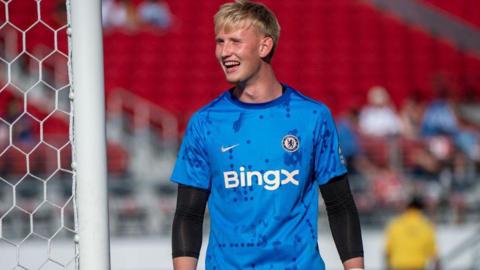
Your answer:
[314,106,348,186]
[171,113,211,190]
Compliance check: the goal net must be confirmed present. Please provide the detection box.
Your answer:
[0,0,77,269]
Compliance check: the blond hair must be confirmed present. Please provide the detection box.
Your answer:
[214,0,280,62]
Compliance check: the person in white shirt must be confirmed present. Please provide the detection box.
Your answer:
[359,86,401,137]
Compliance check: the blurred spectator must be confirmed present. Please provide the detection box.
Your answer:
[138,0,172,30]
[337,108,362,174]
[359,86,401,137]
[102,0,139,30]
[336,107,379,213]
[456,87,480,161]
[410,146,441,180]
[421,82,480,161]
[421,85,458,137]
[385,197,440,270]
[400,92,424,139]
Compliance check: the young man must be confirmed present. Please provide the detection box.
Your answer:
[171,1,364,269]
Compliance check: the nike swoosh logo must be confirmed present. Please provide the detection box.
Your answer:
[221,144,239,153]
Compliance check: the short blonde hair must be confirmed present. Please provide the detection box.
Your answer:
[214,0,281,62]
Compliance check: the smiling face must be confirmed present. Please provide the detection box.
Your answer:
[215,23,271,85]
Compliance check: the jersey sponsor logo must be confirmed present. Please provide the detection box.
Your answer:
[221,144,239,153]
[223,166,299,191]
[282,135,300,152]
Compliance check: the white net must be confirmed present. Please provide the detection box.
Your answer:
[0,1,77,269]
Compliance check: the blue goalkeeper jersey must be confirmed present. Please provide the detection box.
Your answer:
[171,85,347,270]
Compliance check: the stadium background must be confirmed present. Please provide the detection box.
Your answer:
[0,0,480,269]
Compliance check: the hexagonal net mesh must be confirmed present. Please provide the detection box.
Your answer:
[0,0,78,269]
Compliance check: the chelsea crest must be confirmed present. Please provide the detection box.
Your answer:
[282,135,300,152]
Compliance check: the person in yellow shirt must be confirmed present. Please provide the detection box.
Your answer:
[385,197,441,270]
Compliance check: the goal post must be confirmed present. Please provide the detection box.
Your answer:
[68,0,111,269]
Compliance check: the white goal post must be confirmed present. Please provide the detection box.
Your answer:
[68,0,111,269]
